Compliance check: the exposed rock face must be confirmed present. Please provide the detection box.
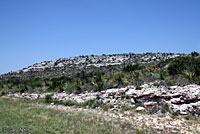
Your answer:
[7,83,200,115]
[1,53,181,79]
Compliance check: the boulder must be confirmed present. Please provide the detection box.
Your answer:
[179,104,188,115]
[136,106,145,111]
[171,98,181,104]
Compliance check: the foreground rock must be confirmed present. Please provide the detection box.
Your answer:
[7,83,200,115]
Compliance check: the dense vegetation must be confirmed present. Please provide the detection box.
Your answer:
[0,52,200,94]
[168,56,200,81]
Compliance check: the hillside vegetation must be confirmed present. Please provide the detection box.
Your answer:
[0,52,199,94]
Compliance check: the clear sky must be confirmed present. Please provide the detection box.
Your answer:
[0,0,200,74]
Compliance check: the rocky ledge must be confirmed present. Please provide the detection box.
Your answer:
[7,83,200,115]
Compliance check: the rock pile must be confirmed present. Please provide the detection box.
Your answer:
[7,83,200,115]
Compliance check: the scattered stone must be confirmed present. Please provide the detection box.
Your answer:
[144,101,157,106]
[136,106,145,111]
[171,98,181,104]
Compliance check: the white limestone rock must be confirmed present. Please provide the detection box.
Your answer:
[136,106,145,111]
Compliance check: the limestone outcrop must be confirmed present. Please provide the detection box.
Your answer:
[7,83,200,115]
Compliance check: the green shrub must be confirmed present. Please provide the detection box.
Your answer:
[121,94,131,99]
[0,84,4,89]
[136,85,141,90]
[123,64,141,72]
[0,91,5,96]
[48,81,63,91]
[121,105,133,111]
[159,71,165,80]
[64,100,79,106]
[168,57,200,76]
[191,51,199,57]
[134,71,140,81]
[44,94,54,103]
[125,95,131,99]
[90,100,101,109]
[101,104,114,111]
[184,115,190,120]
[102,105,109,111]
[165,79,176,86]
[20,86,28,94]
[74,85,82,94]
[153,83,160,87]
[197,77,200,85]
[136,129,146,134]
[121,94,126,99]
[81,99,101,109]
[160,103,170,113]
[172,111,179,116]
[30,79,43,87]
[58,86,65,92]
[109,104,114,109]
[107,93,113,98]
[184,115,194,120]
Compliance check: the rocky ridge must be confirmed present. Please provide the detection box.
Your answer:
[1,53,181,79]
[7,82,200,115]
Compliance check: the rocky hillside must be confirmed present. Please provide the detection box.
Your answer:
[1,52,200,117]
[0,53,181,79]
[1,52,200,94]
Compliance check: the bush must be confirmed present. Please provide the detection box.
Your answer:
[168,57,200,82]
[136,85,141,90]
[153,83,160,87]
[184,115,192,120]
[81,99,101,109]
[160,103,170,113]
[101,104,114,111]
[74,85,82,94]
[123,64,141,72]
[191,51,199,57]
[0,84,3,89]
[44,94,54,103]
[114,74,123,86]
[159,71,165,80]
[125,95,131,99]
[30,79,44,88]
[64,100,79,106]
[0,91,5,96]
[134,71,140,81]
[198,77,200,85]
[121,105,133,111]
[20,86,28,94]
[102,105,109,111]
[136,129,146,134]
[172,111,179,116]
[121,94,131,99]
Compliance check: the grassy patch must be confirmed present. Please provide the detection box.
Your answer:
[0,97,128,134]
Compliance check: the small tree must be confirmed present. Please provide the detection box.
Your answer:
[191,51,199,57]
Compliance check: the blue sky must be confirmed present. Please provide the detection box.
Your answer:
[0,0,200,74]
